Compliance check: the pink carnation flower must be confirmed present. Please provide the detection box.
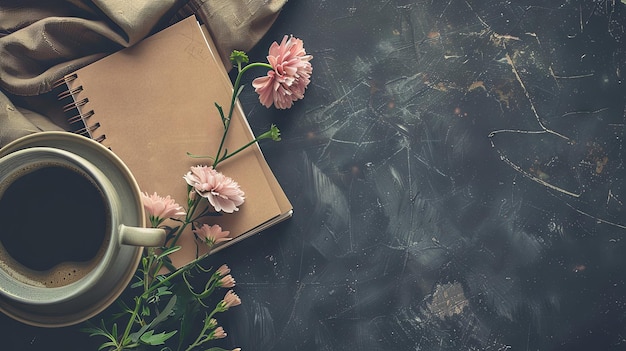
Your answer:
[140,192,186,224]
[252,35,313,109]
[193,224,231,246]
[183,165,245,213]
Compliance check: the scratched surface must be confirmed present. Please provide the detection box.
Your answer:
[2,0,626,350]
[224,1,626,350]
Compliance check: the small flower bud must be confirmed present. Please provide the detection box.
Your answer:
[218,290,241,311]
[258,124,281,142]
[230,50,249,66]
[206,318,217,329]
[211,326,227,339]
[216,264,231,277]
[218,274,236,288]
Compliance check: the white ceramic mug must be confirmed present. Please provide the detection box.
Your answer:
[0,132,165,327]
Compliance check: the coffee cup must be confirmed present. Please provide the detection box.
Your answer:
[0,132,166,327]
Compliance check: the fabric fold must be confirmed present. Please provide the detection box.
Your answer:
[0,0,286,147]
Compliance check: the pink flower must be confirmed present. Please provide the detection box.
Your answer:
[216,264,231,277]
[212,326,227,339]
[252,35,313,109]
[218,274,236,288]
[183,165,245,213]
[219,290,242,311]
[140,192,186,226]
[193,224,231,246]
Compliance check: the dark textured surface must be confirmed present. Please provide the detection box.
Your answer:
[3,1,626,350]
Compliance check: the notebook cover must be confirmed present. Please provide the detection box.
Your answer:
[63,16,292,268]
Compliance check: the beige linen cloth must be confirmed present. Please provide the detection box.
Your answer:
[0,0,286,147]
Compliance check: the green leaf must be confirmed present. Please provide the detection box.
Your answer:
[157,246,181,260]
[234,84,245,99]
[130,325,150,343]
[80,327,110,338]
[81,327,118,351]
[162,257,177,273]
[139,330,178,346]
[111,322,118,339]
[214,102,226,125]
[130,295,178,343]
[97,341,118,351]
[156,286,173,297]
[154,295,177,324]
[186,151,213,159]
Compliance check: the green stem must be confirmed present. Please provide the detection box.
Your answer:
[148,197,199,279]
[144,256,195,297]
[170,197,201,248]
[183,271,218,301]
[212,62,272,168]
[184,307,221,351]
[144,253,154,293]
[119,296,143,350]
[215,136,265,164]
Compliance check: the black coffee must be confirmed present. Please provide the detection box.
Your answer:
[0,165,107,272]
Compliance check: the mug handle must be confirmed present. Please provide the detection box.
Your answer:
[118,224,166,247]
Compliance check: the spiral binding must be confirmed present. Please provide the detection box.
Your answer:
[54,73,106,142]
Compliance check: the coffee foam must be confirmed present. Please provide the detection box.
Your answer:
[0,240,108,288]
[0,255,46,287]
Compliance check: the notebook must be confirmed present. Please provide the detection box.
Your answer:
[54,15,292,269]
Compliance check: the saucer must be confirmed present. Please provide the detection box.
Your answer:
[0,131,145,327]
